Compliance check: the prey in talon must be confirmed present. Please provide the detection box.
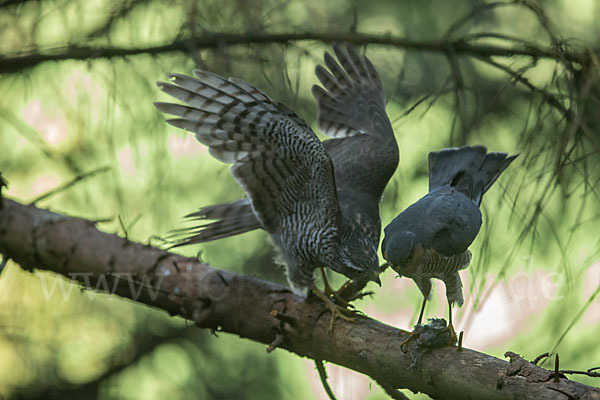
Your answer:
[382,146,517,342]
[401,318,456,350]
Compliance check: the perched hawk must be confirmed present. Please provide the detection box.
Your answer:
[382,145,517,337]
[155,45,398,324]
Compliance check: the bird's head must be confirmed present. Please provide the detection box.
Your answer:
[334,238,381,286]
[382,231,418,275]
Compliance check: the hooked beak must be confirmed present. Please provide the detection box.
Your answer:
[371,272,382,287]
[386,262,402,277]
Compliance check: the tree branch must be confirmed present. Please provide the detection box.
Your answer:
[315,359,338,400]
[0,32,590,74]
[0,198,599,400]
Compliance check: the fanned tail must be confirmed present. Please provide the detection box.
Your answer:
[170,199,261,246]
[428,145,518,205]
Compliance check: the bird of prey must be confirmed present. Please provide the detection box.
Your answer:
[382,145,517,338]
[155,44,398,327]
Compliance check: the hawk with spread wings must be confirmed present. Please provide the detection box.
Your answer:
[155,45,398,325]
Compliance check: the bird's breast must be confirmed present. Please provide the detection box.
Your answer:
[401,248,472,280]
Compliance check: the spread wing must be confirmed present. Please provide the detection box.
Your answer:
[312,43,394,140]
[155,71,340,236]
[313,44,399,239]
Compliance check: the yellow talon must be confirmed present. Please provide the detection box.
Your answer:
[312,285,355,333]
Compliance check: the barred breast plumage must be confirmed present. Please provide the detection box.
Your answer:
[401,247,472,307]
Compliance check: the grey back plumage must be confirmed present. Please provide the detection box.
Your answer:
[165,45,398,284]
[383,185,482,259]
[384,145,517,260]
[156,71,344,295]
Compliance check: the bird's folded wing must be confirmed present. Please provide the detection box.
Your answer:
[155,71,340,233]
[312,43,394,140]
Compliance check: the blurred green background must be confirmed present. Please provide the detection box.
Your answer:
[0,0,599,399]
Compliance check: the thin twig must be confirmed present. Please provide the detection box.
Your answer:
[547,282,600,361]
[84,0,150,39]
[560,369,600,378]
[315,359,338,400]
[266,333,284,353]
[0,32,588,74]
[472,54,571,119]
[375,379,410,400]
[532,352,550,365]
[0,109,82,175]
[0,255,8,274]
[270,309,297,326]
[0,172,7,209]
[30,166,110,204]
[0,0,36,8]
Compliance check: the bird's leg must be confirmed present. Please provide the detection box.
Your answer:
[400,295,428,351]
[417,297,427,326]
[333,279,353,296]
[331,279,354,304]
[319,267,352,308]
[400,331,417,352]
[447,301,457,343]
[320,267,336,296]
[329,278,369,304]
[312,284,354,333]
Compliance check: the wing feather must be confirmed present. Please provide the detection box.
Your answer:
[156,71,340,233]
[312,43,393,140]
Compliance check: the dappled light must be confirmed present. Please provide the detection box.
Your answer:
[0,0,599,399]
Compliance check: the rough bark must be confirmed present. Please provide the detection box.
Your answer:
[0,198,598,400]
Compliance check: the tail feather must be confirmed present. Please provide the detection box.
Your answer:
[184,198,254,220]
[477,152,519,195]
[428,146,518,205]
[171,199,261,246]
